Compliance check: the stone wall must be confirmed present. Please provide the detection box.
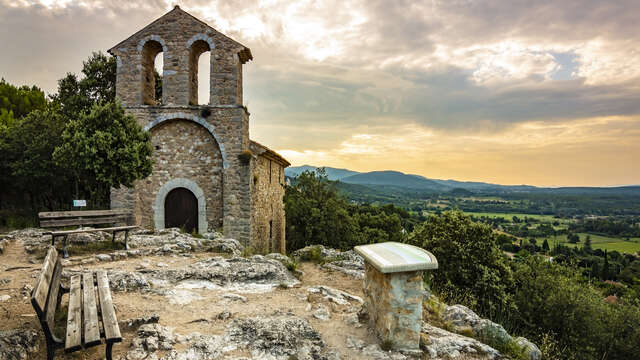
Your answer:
[108,6,251,107]
[363,262,423,351]
[111,105,251,243]
[109,6,285,250]
[250,154,286,254]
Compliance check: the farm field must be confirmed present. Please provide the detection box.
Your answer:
[464,211,566,223]
[535,233,640,254]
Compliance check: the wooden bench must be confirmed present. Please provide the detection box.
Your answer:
[38,210,137,258]
[31,246,122,360]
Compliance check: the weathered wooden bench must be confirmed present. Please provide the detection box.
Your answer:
[38,210,137,258]
[31,246,122,359]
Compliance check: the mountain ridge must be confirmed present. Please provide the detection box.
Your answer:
[284,165,640,195]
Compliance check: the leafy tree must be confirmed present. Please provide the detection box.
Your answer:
[284,169,359,252]
[407,210,515,318]
[52,101,152,207]
[2,107,72,213]
[542,238,550,252]
[512,257,640,359]
[0,79,46,118]
[584,235,592,251]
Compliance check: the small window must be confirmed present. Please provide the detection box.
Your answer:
[269,220,273,240]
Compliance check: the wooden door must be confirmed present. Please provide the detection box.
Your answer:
[164,187,198,233]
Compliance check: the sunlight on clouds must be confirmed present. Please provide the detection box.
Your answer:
[276,116,640,186]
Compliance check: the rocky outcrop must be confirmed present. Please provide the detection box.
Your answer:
[120,314,335,360]
[441,304,541,360]
[421,322,500,359]
[90,255,297,294]
[293,245,365,279]
[345,336,407,360]
[0,329,39,360]
[307,285,363,305]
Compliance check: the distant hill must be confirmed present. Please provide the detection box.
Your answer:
[340,171,449,191]
[284,165,360,181]
[285,165,640,196]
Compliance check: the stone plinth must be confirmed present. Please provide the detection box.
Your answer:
[355,242,438,352]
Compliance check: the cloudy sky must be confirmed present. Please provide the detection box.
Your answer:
[2,0,639,187]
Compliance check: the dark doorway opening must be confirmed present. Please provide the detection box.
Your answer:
[164,187,198,233]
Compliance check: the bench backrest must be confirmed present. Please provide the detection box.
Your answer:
[31,246,64,342]
[38,210,133,228]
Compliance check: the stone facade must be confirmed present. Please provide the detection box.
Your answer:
[363,262,423,352]
[250,142,287,254]
[108,6,289,250]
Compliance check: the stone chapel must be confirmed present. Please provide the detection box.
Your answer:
[108,6,290,253]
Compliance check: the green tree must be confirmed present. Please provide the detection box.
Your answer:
[53,101,152,207]
[542,238,550,252]
[584,235,592,251]
[512,257,640,359]
[284,169,359,252]
[407,210,514,318]
[3,107,72,214]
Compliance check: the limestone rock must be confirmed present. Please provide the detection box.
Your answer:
[226,314,329,359]
[312,304,331,321]
[307,285,363,305]
[442,304,481,328]
[221,293,247,302]
[421,322,501,359]
[0,329,39,360]
[107,271,151,292]
[120,314,160,330]
[515,337,542,360]
[96,254,112,262]
[442,305,513,348]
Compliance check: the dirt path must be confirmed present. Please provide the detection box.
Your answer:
[1,238,378,359]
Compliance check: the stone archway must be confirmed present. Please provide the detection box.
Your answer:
[154,178,207,234]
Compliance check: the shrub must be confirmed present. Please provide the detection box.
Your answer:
[407,210,515,319]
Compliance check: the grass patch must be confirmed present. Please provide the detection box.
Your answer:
[240,246,256,258]
[380,339,394,351]
[298,246,325,264]
[535,233,640,253]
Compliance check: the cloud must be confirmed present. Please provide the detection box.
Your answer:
[1,0,639,185]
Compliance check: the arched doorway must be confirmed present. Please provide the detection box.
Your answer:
[164,187,198,232]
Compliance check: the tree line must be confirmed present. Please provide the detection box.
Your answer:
[284,170,640,359]
[0,52,154,225]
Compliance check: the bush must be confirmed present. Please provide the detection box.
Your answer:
[406,210,515,318]
[511,257,640,359]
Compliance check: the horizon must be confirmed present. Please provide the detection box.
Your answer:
[286,164,640,188]
[2,1,639,187]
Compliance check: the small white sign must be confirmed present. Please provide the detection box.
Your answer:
[73,200,87,207]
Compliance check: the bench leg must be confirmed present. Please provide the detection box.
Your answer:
[112,231,116,246]
[51,234,55,246]
[46,340,55,360]
[124,230,130,250]
[62,235,70,258]
[106,342,114,360]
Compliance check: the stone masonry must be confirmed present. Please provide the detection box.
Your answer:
[108,6,289,251]
[363,262,424,352]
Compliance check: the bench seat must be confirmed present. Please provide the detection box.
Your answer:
[32,247,122,359]
[39,210,137,258]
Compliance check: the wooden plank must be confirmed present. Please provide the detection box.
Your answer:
[44,259,63,331]
[82,273,101,347]
[31,247,57,314]
[51,226,138,236]
[38,210,132,219]
[40,215,130,228]
[96,271,122,343]
[65,275,82,352]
